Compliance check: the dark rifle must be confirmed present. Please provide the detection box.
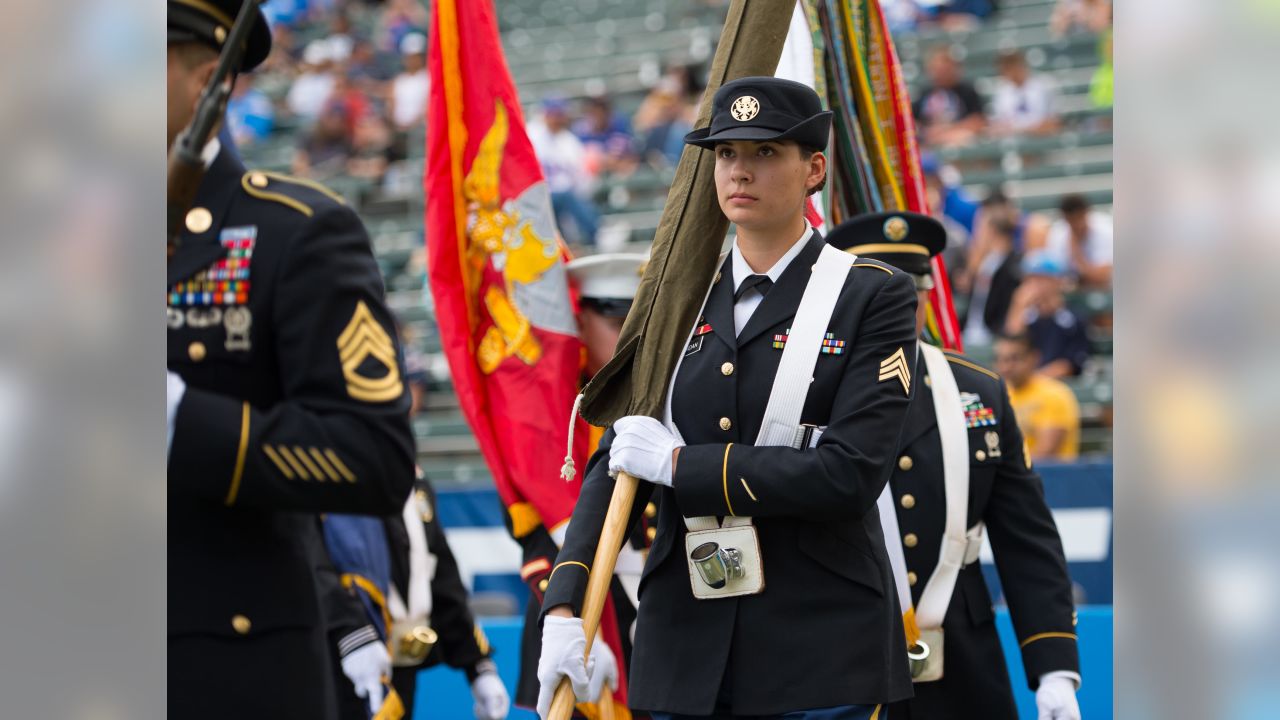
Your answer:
[167,0,264,259]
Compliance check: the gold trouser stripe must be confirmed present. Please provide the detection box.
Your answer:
[548,561,589,584]
[293,445,325,481]
[869,704,882,720]
[324,449,358,482]
[224,402,251,506]
[721,443,736,516]
[308,448,342,482]
[262,445,295,479]
[277,446,311,479]
[739,477,758,502]
[1019,631,1078,649]
[474,626,491,655]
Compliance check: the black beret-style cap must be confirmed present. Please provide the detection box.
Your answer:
[825,211,947,278]
[685,76,833,151]
[168,0,272,72]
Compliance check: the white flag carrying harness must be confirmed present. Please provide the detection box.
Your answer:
[664,244,854,599]
[876,343,986,681]
[388,491,440,666]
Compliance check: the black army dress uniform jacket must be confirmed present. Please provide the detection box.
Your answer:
[167,144,415,720]
[887,352,1079,720]
[543,232,920,715]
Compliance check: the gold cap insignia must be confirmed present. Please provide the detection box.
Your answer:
[878,347,912,395]
[337,300,404,402]
[730,96,760,122]
[883,216,909,242]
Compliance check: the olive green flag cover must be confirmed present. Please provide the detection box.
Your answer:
[578,0,797,426]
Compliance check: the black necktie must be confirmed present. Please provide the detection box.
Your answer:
[734,274,773,303]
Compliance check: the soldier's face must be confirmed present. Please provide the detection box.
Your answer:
[714,140,824,236]
[167,45,219,150]
[578,307,624,377]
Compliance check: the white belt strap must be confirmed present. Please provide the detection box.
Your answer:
[389,493,437,622]
[913,344,970,629]
[684,245,854,532]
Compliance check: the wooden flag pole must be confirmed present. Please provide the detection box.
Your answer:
[546,1,797,717]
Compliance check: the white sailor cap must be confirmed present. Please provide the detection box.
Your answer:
[567,253,647,317]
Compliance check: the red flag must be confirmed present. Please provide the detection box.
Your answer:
[425,0,629,711]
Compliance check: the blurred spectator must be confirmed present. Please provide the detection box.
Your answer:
[348,113,394,183]
[961,213,1023,346]
[377,0,429,55]
[389,32,429,132]
[287,40,337,122]
[922,152,979,233]
[347,39,391,86]
[573,96,638,178]
[994,333,1081,462]
[881,0,923,33]
[326,72,373,139]
[528,98,600,247]
[989,49,1061,137]
[292,103,353,180]
[1005,251,1092,379]
[912,46,986,147]
[396,318,430,417]
[226,79,275,147]
[923,168,971,273]
[1090,28,1114,111]
[919,0,995,33]
[1044,193,1113,287]
[633,82,693,168]
[1050,0,1112,37]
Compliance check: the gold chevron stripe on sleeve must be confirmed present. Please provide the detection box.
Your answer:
[323,449,358,482]
[262,445,295,479]
[336,300,404,403]
[308,448,343,482]
[878,347,912,395]
[277,446,312,480]
[293,446,326,480]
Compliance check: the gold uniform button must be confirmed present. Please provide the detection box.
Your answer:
[185,207,212,234]
[714,271,722,284]
[188,341,207,362]
[721,362,735,376]
[925,375,932,387]
[898,455,913,471]
[538,579,549,592]
[214,26,227,44]
[231,614,251,635]
[900,494,916,510]
[907,571,918,586]
[903,533,918,548]
[646,527,657,542]
[975,450,987,462]
[645,502,657,519]
[249,171,269,188]
[719,417,732,431]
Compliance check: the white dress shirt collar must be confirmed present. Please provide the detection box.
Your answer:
[731,220,814,293]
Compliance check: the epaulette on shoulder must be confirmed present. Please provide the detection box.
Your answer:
[942,350,1000,381]
[849,257,895,275]
[241,170,347,217]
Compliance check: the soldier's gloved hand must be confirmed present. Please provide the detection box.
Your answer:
[1035,673,1081,720]
[471,667,510,720]
[166,371,186,457]
[341,640,390,715]
[609,416,683,487]
[535,616,618,719]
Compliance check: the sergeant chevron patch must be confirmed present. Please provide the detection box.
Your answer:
[337,300,404,402]
[878,347,911,395]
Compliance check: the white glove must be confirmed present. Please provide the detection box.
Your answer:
[341,640,390,715]
[166,371,186,457]
[471,669,510,720]
[1036,673,1081,720]
[535,616,618,719]
[608,416,683,487]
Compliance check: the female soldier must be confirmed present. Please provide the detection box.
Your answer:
[536,77,919,720]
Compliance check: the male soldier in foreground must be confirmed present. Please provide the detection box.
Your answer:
[827,212,1081,720]
[166,2,415,717]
